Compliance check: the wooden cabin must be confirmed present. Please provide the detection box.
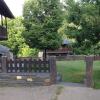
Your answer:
[0,0,14,40]
[45,39,73,57]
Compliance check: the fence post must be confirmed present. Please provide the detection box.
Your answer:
[49,56,57,84]
[85,56,93,87]
[1,56,7,73]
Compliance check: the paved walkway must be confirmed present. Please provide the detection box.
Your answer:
[0,83,100,100]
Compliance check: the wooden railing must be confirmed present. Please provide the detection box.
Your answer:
[7,59,50,73]
[56,55,86,60]
[0,55,100,87]
[0,25,7,40]
[0,56,57,84]
[56,55,100,87]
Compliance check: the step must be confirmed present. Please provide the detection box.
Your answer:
[0,81,44,87]
[0,78,47,86]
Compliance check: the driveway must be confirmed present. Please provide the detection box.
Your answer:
[0,83,100,100]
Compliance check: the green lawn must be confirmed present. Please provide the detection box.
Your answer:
[57,61,100,89]
[93,61,100,89]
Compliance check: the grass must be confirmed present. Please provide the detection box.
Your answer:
[56,61,100,89]
[93,61,100,89]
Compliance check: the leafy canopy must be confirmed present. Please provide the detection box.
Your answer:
[23,0,63,50]
[60,0,100,45]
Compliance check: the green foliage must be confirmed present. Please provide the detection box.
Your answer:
[73,41,100,55]
[0,0,100,56]
[0,17,25,55]
[18,45,39,57]
[59,0,100,54]
[0,17,39,57]
[23,0,63,50]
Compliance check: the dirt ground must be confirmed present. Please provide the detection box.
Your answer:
[0,83,100,100]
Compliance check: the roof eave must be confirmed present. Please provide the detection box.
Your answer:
[0,0,15,19]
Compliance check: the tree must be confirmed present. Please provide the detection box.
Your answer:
[58,0,100,54]
[23,0,63,58]
[7,17,26,55]
[60,0,100,48]
[0,17,26,55]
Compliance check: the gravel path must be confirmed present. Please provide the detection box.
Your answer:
[0,83,100,100]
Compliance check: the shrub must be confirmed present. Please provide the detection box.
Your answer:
[18,46,39,57]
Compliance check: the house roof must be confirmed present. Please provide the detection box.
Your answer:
[0,0,14,18]
[0,45,10,53]
[62,39,70,45]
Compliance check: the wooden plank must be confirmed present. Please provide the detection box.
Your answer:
[94,56,100,61]
[23,59,27,72]
[14,59,18,73]
[38,59,42,72]
[49,56,57,84]
[1,56,7,73]
[19,59,22,72]
[29,59,32,72]
[33,59,37,72]
[85,56,93,87]
[56,55,85,61]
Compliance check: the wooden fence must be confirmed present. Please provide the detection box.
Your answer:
[56,55,100,87]
[56,55,86,60]
[0,56,57,84]
[0,55,100,87]
[7,59,49,73]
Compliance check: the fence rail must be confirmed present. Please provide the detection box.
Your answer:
[56,55,100,61]
[0,56,57,84]
[7,59,50,73]
[56,55,86,61]
[0,55,100,87]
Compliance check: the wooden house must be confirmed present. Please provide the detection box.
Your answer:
[0,0,14,40]
[44,39,73,57]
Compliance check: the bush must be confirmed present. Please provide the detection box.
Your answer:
[18,46,39,57]
[73,41,100,55]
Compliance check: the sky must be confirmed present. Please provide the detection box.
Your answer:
[4,0,78,17]
[4,0,25,17]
